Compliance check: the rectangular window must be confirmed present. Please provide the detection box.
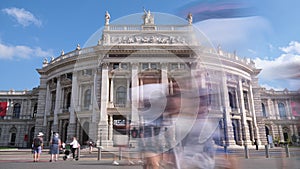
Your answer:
[51,91,56,113]
[243,91,249,110]
[150,63,157,69]
[179,63,185,69]
[113,63,119,69]
[142,63,148,70]
[171,63,178,69]
[121,63,128,69]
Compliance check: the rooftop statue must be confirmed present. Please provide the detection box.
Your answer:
[187,12,193,24]
[105,11,110,25]
[76,44,81,50]
[43,57,48,64]
[143,8,154,25]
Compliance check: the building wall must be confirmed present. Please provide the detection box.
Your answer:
[0,89,38,148]
[0,13,299,148]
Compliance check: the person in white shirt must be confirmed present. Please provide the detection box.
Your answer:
[69,136,80,160]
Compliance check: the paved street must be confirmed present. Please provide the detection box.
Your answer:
[0,147,299,169]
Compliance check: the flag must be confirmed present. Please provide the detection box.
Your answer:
[177,0,256,22]
[0,102,7,117]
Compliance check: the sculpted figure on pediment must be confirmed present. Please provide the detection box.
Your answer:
[127,37,135,43]
[143,8,154,25]
[110,34,186,44]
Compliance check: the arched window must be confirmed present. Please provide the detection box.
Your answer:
[9,127,17,145]
[84,89,91,109]
[262,103,267,117]
[278,102,286,118]
[228,91,237,110]
[66,92,71,109]
[116,86,126,107]
[32,103,37,118]
[13,103,21,119]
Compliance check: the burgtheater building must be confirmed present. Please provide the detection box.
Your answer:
[0,11,299,148]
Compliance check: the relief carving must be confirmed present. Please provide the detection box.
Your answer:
[110,35,186,44]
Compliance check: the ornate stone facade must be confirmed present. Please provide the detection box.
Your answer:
[0,12,299,149]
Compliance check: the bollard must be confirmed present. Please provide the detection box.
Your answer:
[224,145,228,159]
[119,147,122,160]
[285,144,290,158]
[97,147,102,160]
[77,148,80,160]
[265,145,269,158]
[244,145,249,159]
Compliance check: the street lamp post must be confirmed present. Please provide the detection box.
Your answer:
[98,129,102,160]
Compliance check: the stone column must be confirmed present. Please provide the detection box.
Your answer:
[126,78,130,107]
[235,88,241,114]
[161,63,169,94]
[109,115,113,140]
[140,79,144,108]
[68,72,78,141]
[248,83,261,145]
[285,99,292,120]
[35,74,48,137]
[53,77,61,132]
[91,71,99,141]
[131,63,139,125]
[267,99,273,119]
[169,80,173,95]
[278,125,284,142]
[20,100,25,119]
[98,62,109,147]
[221,75,236,146]
[238,78,250,145]
[274,100,279,119]
[44,84,51,125]
[109,78,114,107]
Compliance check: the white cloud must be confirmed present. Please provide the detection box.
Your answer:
[2,7,42,27]
[247,49,257,55]
[279,41,300,54]
[254,41,300,90]
[0,42,52,59]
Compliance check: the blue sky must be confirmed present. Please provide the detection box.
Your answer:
[0,0,299,91]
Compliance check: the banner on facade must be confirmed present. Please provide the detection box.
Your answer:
[291,101,300,117]
[0,102,7,116]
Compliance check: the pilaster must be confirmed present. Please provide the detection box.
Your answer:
[238,78,250,145]
[221,75,236,146]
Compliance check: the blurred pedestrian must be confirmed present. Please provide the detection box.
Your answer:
[32,132,44,162]
[88,140,94,154]
[49,132,61,162]
[69,136,80,160]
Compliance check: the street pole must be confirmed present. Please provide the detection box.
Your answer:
[97,129,102,160]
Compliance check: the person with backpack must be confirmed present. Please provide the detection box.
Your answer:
[32,132,44,162]
[49,132,61,162]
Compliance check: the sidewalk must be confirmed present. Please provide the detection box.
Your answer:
[0,148,299,169]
